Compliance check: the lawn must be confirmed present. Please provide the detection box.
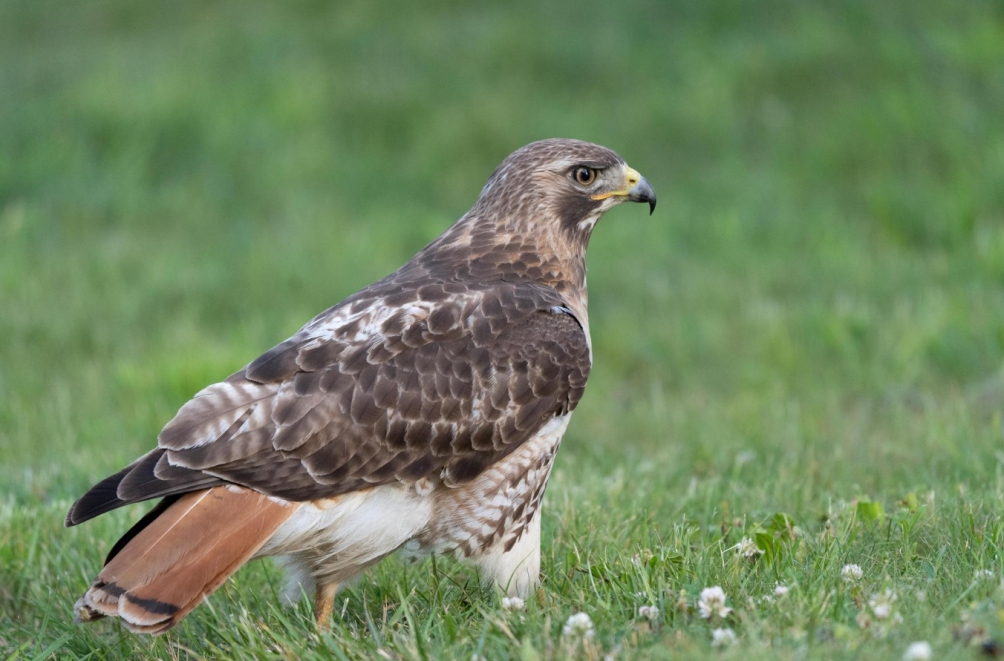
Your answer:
[2,0,1004,658]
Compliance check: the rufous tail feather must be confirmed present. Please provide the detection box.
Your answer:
[74,486,299,634]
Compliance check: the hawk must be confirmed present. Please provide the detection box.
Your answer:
[66,139,656,634]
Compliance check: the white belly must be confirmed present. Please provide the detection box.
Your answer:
[257,482,434,591]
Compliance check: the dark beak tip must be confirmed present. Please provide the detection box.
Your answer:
[649,199,656,215]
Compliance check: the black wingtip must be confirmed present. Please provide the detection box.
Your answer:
[66,449,222,527]
[66,482,126,527]
[64,457,146,526]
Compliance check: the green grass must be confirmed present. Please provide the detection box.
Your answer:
[3,0,1004,658]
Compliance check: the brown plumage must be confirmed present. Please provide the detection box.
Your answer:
[67,139,656,634]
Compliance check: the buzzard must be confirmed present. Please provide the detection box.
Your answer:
[66,139,656,634]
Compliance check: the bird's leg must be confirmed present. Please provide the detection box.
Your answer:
[314,582,339,628]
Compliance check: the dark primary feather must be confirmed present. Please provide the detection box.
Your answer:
[65,449,222,526]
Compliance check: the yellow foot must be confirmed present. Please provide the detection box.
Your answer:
[314,582,339,628]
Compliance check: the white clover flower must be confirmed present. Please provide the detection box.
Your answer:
[698,586,732,619]
[903,641,932,661]
[734,537,763,558]
[841,564,864,583]
[975,569,994,581]
[868,588,897,620]
[774,583,789,597]
[501,596,525,612]
[711,627,737,647]
[637,605,659,621]
[562,612,595,639]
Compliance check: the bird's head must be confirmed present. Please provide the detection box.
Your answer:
[473,139,656,239]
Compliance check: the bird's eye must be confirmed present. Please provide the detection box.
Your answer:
[572,167,596,186]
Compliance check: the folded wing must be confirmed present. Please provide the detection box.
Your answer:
[67,282,591,526]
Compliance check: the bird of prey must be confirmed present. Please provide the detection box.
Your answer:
[66,138,656,634]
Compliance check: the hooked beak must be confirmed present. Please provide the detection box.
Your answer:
[591,165,657,214]
[627,173,657,215]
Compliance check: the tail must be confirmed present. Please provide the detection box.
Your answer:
[74,486,299,634]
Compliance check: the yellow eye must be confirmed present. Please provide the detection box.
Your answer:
[572,167,596,186]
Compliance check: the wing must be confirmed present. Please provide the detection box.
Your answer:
[67,283,590,525]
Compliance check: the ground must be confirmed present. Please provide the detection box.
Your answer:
[2,0,1004,659]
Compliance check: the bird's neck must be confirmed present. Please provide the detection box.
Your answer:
[420,212,592,319]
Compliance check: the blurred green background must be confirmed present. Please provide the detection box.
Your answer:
[2,0,1004,657]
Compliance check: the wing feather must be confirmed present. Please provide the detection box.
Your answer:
[68,282,591,522]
